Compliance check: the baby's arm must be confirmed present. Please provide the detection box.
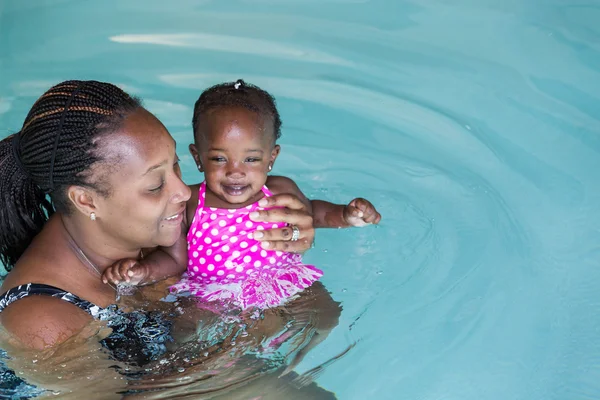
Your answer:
[102,223,188,286]
[102,185,199,286]
[266,176,381,228]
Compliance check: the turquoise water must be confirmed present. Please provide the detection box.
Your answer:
[2,0,600,399]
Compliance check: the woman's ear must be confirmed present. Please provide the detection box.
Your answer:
[67,186,98,219]
[189,143,203,172]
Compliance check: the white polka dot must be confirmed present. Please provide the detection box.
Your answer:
[202,222,209,230]
[215,254,222,262]
[217,270,224,276]
[199,258,206,264]
[236,217,243,223]
[230,236,238,243]
[201,273,207,277]
[229,226,236,233]
[240,242,248,249]
[235,266,244,273]
[211,228,219,236]
[204,237,212,244]
[246,269,254,275]
[269,257,276,264]
[222,245,230,252]
[212,242,219,247]
[201,192,205,198]
[225,260,234,269]
[250,245,258,253]
[193,266,199,272]
[272,224,279,229]
[218,220,227,227]
[188,260,192,265]
[246,205,253,210]
[210,207,217,211]
[210,214,217,220]
[240,231,247,235]
[276,251,283,256]
[227,274,235,279]
[260,250,267,257]
[254,260,262,268]
[276,262,282,266]
[195,231,202,238]
[210,276,217,281]
[192,251,199,258]
[245,221,253,228]
[243,255,251,263]
[207,264,215,271]
[198,245,203,251]
[192,240,196,245]
[207,249,212,256]
[232,250,240,258]
[227,214,234,219]
[247,233,253,239]
[256,225,264,231]
[221,235,229,241]
[263,265,270,269]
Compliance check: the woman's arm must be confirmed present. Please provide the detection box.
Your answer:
[0,296,92,349]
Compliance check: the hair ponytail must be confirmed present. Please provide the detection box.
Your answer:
[0,133,53,271]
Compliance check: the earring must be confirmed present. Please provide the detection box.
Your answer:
[90,212,96,221]
[268,165,272,171]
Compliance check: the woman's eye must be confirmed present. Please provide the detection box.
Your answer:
[210,157,226,162]
[149,181,164,193]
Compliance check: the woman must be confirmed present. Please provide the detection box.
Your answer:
[0,80,316,351]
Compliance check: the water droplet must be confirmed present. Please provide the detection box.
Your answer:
[376,270,383,275]
[342,288,348,293]
[178,367,186,373]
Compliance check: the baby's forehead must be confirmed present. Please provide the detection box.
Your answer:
[198,107,275,139]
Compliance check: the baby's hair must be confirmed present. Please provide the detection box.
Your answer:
[192,79,282,141]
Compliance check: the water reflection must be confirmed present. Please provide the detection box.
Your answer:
[0,279,343,399]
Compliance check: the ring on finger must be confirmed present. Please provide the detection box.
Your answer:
[290,225,300,242]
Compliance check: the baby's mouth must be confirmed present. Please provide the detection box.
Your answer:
[222,184,250,196]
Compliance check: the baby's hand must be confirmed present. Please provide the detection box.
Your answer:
[343,198,382,227]
[102,259,150,286]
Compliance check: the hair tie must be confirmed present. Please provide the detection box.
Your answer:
[234,79,244,90]
[48,82,85,192]
[11,133,31,179]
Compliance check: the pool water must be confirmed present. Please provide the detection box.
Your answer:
[1,0,600,399]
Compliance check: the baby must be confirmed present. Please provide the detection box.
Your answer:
[103,79,381,310]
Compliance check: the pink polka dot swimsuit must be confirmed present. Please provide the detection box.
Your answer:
[170,182,323,310]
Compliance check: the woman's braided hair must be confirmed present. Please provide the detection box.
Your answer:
[0,80,141,270]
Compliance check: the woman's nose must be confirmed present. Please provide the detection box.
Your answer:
[171,175,191,203]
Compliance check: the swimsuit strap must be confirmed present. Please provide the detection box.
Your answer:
[0,283,102,318]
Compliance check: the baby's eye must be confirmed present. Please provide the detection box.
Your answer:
[245,157,261,163]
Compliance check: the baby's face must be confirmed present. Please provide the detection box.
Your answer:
[193,107,279,206]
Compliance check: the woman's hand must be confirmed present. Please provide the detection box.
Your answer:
[249,193,314,253]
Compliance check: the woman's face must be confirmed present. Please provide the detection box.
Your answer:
[92,108,191,249]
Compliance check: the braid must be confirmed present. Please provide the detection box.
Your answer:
[0,80,141,270]
[192,79,282,141]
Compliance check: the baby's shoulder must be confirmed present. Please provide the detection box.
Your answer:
[266,175,300,195]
